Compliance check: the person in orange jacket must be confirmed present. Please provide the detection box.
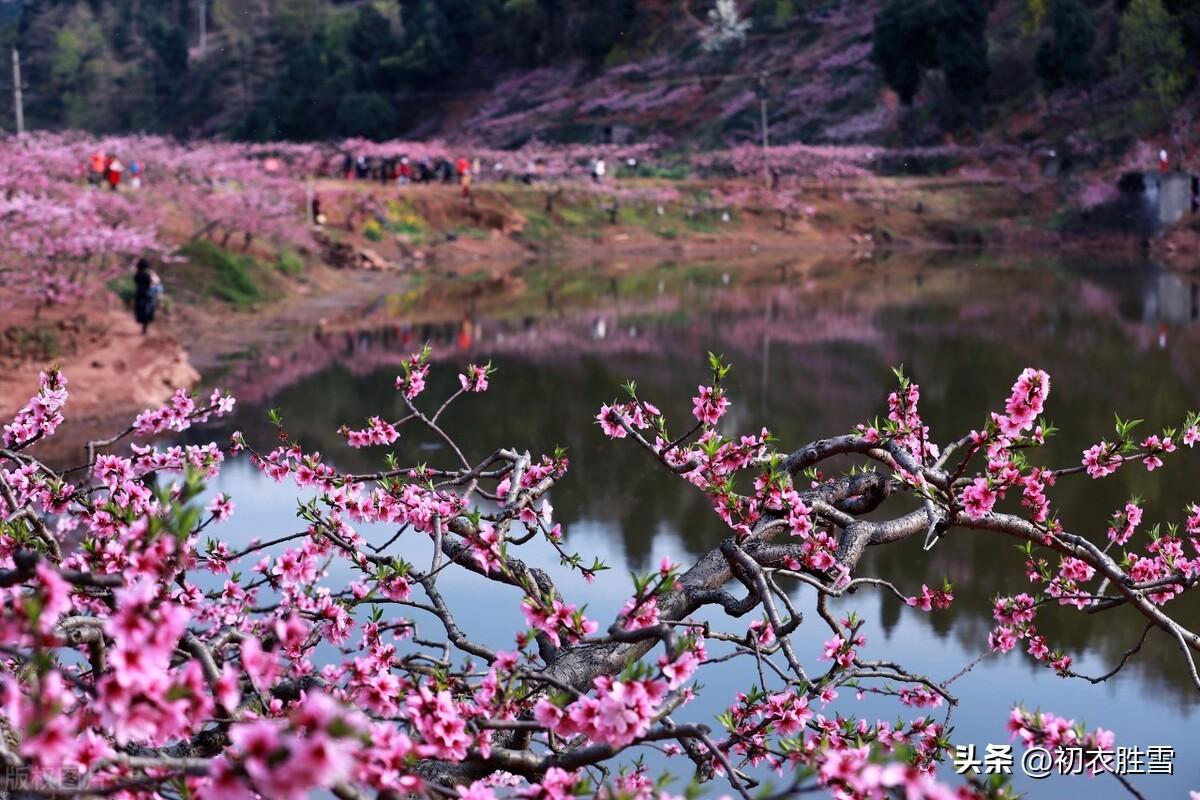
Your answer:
[457,157,472,199]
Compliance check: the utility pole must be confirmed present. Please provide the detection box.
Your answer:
[198,0,207,52]
[11,48,24,135]
[757,71,770,189]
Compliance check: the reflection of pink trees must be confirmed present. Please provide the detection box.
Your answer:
[2,357,1196,798]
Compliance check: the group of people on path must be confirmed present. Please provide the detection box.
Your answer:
[87,151,143,191]
[334,151,621,198]
[340,153,456,185]
[337,152,481,198]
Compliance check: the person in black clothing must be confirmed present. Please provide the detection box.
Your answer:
[133,259,162,335]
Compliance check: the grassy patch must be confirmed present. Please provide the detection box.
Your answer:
[178,240,268,309]
[1,324,60,360]
[276,249,305,276]
[624,163,690,181]
[452,226,492,241]
[520,210,559,245]
[384,200,427,236]
[682,212,722,234]
[555,205,595,228]
[108,274,136,304]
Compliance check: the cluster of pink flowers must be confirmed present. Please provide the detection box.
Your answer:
[783,491,814,537]
[989,591,1072,672]
[133,388,234,436]
[659,633,706,689]
[898,687,944,709]
[342,415,401,447]
[1019,467,1054,524]
[617,595,661,630]
[1007,707,1115,774]
[948,370,1060,524]
[406,685,474,761]
[822,758,962,800]
[1082,419,1196,479]
[1047,557,1097,609]
[459,363,491,393]
[1,370,68,448]
[886,380,939,462]
[820,632,862,668]
[960,477,997,520]
[722,686,956,792]
[1131,533,1193,605]
[1139,434,1176,471]
[1108,501,1144,545]
[534,676,667,748]
[988,593,1038,653]
[520,596,598,647]
[207,692,365,800]
[1081,441,1123,479]
[691,385,730,425]
[468,523,504,573]
[1187,504,1200,539]
[906,583,954,611]
[723,688,814,766]
[97,581,205,746]
[1185,425,1200,447]
[596,398,660,439]
[994,368,1049,437]
[397,353,431,401]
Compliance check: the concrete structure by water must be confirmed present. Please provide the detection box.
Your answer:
[1116,171,1200,233]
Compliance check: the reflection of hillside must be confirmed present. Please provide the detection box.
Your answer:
[213,253,1152,405]
[189,253,1200,698]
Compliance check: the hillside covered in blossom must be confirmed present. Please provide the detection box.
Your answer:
[2,0,1196,150]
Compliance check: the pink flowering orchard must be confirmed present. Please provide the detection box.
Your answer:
[4,351,1200,800]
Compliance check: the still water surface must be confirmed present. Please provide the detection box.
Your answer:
[189,253,1200,798]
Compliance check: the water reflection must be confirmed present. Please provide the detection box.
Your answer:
[189,253,1200,797]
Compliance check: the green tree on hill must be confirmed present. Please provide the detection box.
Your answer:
[337,92,397,140]
[1115,0,1189,126]
[1034,0,1096,93]
[935,0,991,121]
[871,0,938,106]
[396,0,461,79]
[871,0,990,126]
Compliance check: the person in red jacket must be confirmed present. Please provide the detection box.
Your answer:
[456,157,472,199]
[106,157,124,191]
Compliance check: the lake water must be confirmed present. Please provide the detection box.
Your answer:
[185,251,1200,798]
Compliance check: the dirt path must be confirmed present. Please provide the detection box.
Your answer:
[0,296,198,453]
[0,268,412,451]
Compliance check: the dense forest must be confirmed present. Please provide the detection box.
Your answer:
[0,0,641,139]
[0,0,1195,146]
